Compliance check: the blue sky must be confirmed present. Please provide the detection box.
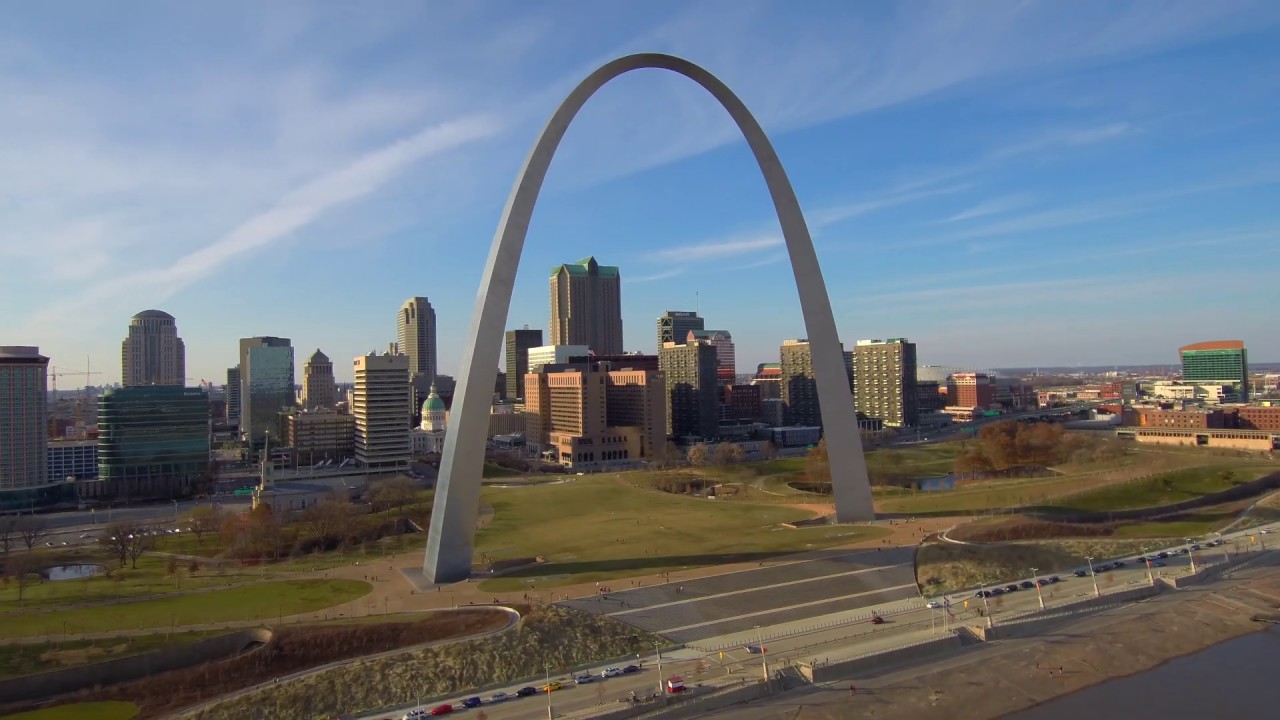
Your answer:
[3,1,1279,384]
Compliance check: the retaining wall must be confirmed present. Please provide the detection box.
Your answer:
[0,627,271,706]
[808,635,964,683]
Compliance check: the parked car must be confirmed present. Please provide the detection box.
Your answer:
[991,588,1005,596]
[1020,580,1035,590]
[516,687,539,697]
[1113,560,1126,568]
[574,674,594,684]
[1074,569,1089,577]
[1048,575,1061,583]
[1036,579,1049,587]
[1005,584,1020,593]
[461,697,482,709]
[488,692,509,703]
[1157,551,1170,559]
[926,600,943,609]
[1191,544,1202,551]
[541,681,563,693]
[1152,561,1167,567]
[1135,556,1147,563]
[601,666,622,678]
[622,665,641,674]
[871,614,885,625]
[429,704,453,716]
[401,709,430,720]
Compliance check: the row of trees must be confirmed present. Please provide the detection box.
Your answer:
[0,515,49,557]
[686,441,778,467]
[953,420,1106,477]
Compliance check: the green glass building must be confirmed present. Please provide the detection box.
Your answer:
[1179,340,1248,401]
[95,385,210,503]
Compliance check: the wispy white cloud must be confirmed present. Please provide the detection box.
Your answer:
[945,194,1035,222]
[649,233,782,263]
[728,253,787,271]
[20,116,501,333]
[813,184,971,227]
[630,268,686,283]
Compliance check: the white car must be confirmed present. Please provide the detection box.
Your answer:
[488,692,509,704]
[600,666,622,678]
[574,674,594,684]
[926,600,943,609]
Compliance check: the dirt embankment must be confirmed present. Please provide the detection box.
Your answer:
[916,539,1149,595]
[861,559,1280,720]
[54,608,511,719]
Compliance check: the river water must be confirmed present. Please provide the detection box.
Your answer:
[1010,626,1280,718]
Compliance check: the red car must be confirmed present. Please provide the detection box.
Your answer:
[871,615,885,625]
[430,704,453,716]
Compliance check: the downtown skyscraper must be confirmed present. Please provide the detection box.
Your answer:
[550,256,623,355]
[121,310,185,386]
[397,297,437,385]
[0,346,49,502]
[504,327,543,403]
[238,336,294,444]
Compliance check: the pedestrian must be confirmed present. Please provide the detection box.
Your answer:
[850,683,857,696]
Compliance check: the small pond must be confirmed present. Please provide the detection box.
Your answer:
[43,564,106,581]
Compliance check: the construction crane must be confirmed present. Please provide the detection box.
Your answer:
[49,365,102,396]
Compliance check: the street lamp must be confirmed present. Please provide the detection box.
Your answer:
[980,588,993,628]
[1141,547,1154,586]
[1186,539,1197,575]
[172,499,179,521]
[545,663,553,720]
[1214,532,1230,563]
[1030,567,1045,610]
[1085,556,1100,598]
[755,625,768,686]
[655,644,666,700]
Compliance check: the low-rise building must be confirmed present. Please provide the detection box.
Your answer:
[48,440,98,483]
[284,408,355,466]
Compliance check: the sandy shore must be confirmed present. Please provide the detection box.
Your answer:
[705,553,1280,719]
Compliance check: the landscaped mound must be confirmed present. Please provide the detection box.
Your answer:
[177,604,663,720]
[50,608,511,719]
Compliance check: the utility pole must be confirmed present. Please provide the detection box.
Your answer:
[1030,567,1045,610]
[1085,556,1100,598]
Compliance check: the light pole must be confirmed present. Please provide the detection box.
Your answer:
[1085,556,1100,598]
[1030,568,1045,610]
[655,644,666,699]
[172,499,179,521]
[1186,539,1197,575]
[545,663,553,720]
[1141,547,1154,586]
[1215,532,1230,563]
[980,589,993,627]
[755,625,768,685]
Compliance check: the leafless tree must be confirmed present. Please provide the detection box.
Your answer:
[0,515,17,558]
[301,497,356,545]
[713,443,745,466]
[98,522,157,569]
[8,553,38,604]
[686,443,710,468]
[17,516,48,552]
[188,506,223,546]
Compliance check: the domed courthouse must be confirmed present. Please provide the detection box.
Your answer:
[411,383,447,455]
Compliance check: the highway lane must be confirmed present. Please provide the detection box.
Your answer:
[562,547,917,642]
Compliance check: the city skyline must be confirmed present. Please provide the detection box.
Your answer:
[5,2,1280,383]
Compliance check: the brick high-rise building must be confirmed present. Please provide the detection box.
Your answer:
[948,373,996,409]
[780,339,827,427]
[851,338,919,427]
[121,310,186,387]
[660,340,719,441]
[550,256,623,355]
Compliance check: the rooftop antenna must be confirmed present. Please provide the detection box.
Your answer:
[696,290,700,314]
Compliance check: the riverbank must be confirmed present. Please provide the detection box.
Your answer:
[703,551,1280,719]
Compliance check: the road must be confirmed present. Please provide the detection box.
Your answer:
[33,496,252,546]
[561,547,917,643]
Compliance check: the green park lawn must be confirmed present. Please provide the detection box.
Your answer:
[1048,466,1271,513]
[1,701,139,720]
[0,579,370,640]
[474,476,889,591]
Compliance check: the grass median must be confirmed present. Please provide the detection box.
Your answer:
[2,701,139,719]
[0,579,371,640]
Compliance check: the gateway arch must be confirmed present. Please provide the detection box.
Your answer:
[424,53,873,583]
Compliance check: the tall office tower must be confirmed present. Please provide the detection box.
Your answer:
[238,337,294,444]
[397,297,438,385]
[225,366,241,425]
[301,349,338,410]
[851,338,919,428]
[657,311,703,351]
[1180,340,1249,402]
[780,339,820,427]
[504,328,544,402]
[659,340,719,441]
[353,352,411,472]
[550,256,623,355]
[121,310,186,386]
[97,386,210,503]
[0,347,50,501]
[688,329,735,375]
